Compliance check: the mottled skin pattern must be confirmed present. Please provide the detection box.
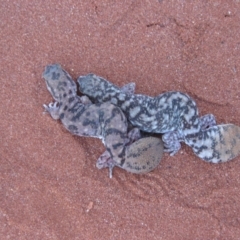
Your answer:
[42,64,164,177]
[189,124,240,163]
[78,74,240,163]
[125,136,164,173]
[77,74,217,157]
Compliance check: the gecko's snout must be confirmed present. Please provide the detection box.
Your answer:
[42,64,62,81]
[77,76,86,88]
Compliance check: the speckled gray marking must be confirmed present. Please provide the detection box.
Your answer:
[188,124,240,163]
[124,137,164,174]
[77,74,240,163]
[43,64,164,177]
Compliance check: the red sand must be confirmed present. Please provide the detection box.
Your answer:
[1,1,240,239]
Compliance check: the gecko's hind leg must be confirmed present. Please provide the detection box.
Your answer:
[97,150,117,178]
[121,82,136,94]
[162,131,183,156]
[200,114,216,130]
[97,127,141,177]
[127,127,141,145]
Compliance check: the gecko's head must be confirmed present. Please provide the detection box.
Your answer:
[42,64,77,101]
[77,74,109,99]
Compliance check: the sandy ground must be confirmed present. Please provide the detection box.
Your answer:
[1,0,240,239]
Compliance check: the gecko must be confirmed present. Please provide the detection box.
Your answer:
[77,74,240,163]
[42,64,164,178]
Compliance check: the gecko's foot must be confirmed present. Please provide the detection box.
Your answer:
[97,150,118,178]
[121,82,136,94]
[127,128,141,145]
[200,114,216,130]
[79,95,92,104]
[43,102,60,120]
[162,131,182,156]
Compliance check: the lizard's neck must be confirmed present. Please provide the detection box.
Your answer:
[58,89,80,110]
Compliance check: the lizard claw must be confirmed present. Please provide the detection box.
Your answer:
[43,102,60,119]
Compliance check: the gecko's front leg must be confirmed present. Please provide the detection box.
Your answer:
[43,102,60,120]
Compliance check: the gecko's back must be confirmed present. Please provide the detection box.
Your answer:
[78,74,199,133]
